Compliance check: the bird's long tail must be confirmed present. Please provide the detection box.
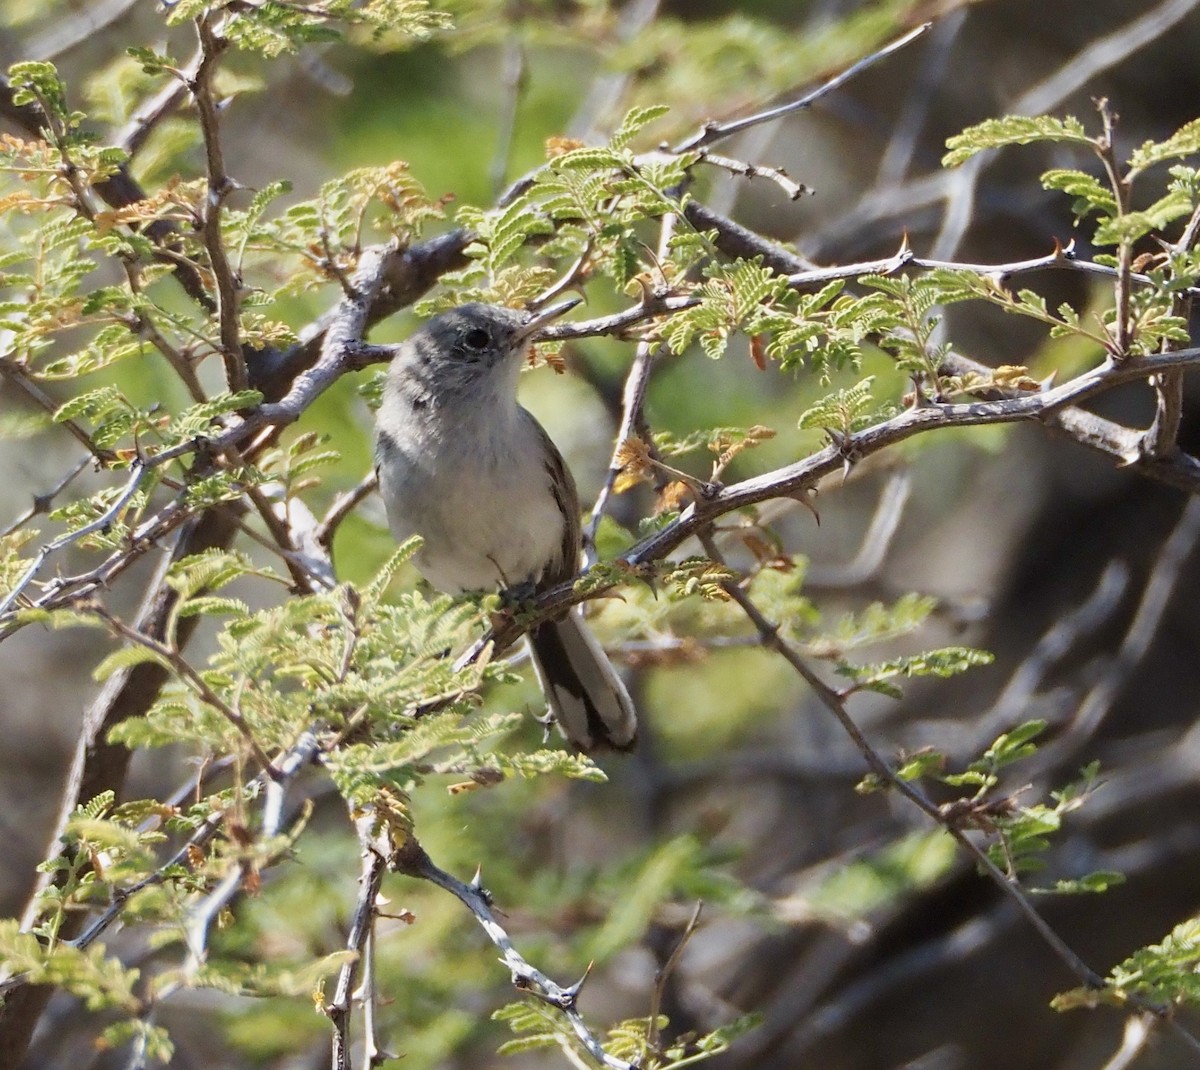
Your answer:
[528,610,637,751]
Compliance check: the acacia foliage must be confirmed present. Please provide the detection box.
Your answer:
[1,2,1200,1068]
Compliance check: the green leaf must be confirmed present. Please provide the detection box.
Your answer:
[839,646,994,695]
[805,830,957,920]
[610,103,670,151]
[1036,870,1125,896]
[1129,118,1200,176]
[797,377,882,435]
[983,718,1047,769]
[125,45,174,74]
[1098,917,1200,1006]
[0,919,141,1013]
[92,644,172,682]
[1041,168,1117,221]
[492,749,607,783]
[943,115,1093,167]
[896,750,946,781]
[53,386,123,424]
[1094,186,1195,245]
[362,538,422,606]
[7,61,70,121]
[175,596,250,620]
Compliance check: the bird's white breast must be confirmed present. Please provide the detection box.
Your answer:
[377,400,565,594]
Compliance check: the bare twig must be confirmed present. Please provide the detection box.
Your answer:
[1015,0,1200,119]
[190,14,246,393]
[164,731,318,981]
[530,239,595,311]
[1099,1014,1157,1070]
[1096,101,1133,357]
[1049,496,1200,754]
[805,470,912,589]
[585,213,678,561]
[0,359,115,463]
[930,0,1200,261]
[452,343,1200,670]
[394,838,635,1070]
[489,37,527,197]
[697,530,1200,1058]
[25,0,141,60]
[0,460,151,616]
[1139,189,1200,459]
[645,902,703,1058]
[69,812,226,958]
[695,530,1106,977]
[874,10,967,188]
[0,455,91,539]
[316,471,380,553]
[583,338,668,564]
[977,560,1130,740]
[118,47,203,159]
[0,493,195,638]
[693,150,810,202]
[672,23,932,153]
[568,0,662,143]
[329,812,392,1070]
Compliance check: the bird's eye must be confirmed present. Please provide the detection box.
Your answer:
[463,327,490,351]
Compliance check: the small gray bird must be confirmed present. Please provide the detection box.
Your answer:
[374,301,637,752]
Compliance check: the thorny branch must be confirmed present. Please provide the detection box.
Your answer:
[9,218,1199,632]
[393,838,636,1070]
[328,813,392,1070]
[316,470,380,554]
[155,732,322,1010]
[118,45,203,159]
[0,459,152,616]
[0,455,90,539]
[459,342,1200,667]
[584,212,678,561]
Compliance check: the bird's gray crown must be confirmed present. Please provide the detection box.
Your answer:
[412,303,529,370]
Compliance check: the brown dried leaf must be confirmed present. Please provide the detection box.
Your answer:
[711,424,776,469]
[613,436,655,493]
[656,479,692,512]
[749,333,768,371]
[546,135,586,158]
[992,365,1041,391]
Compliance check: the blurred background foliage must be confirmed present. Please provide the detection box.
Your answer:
[4,1,1200,1068]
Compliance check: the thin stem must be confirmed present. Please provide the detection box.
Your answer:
[88,603,277,776]
[316,471,380,553]
[1096,101,1133,356]
[191,15,246,393]
[0,455,91,539]
[329,813,390,1070]
[118,47,203,159]
[695,530,1105,990]
[489,37,527,197]
[645,902,703,1059]
[672,23,932,153]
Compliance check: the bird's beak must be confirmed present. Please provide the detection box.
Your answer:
[512,296,582,346]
